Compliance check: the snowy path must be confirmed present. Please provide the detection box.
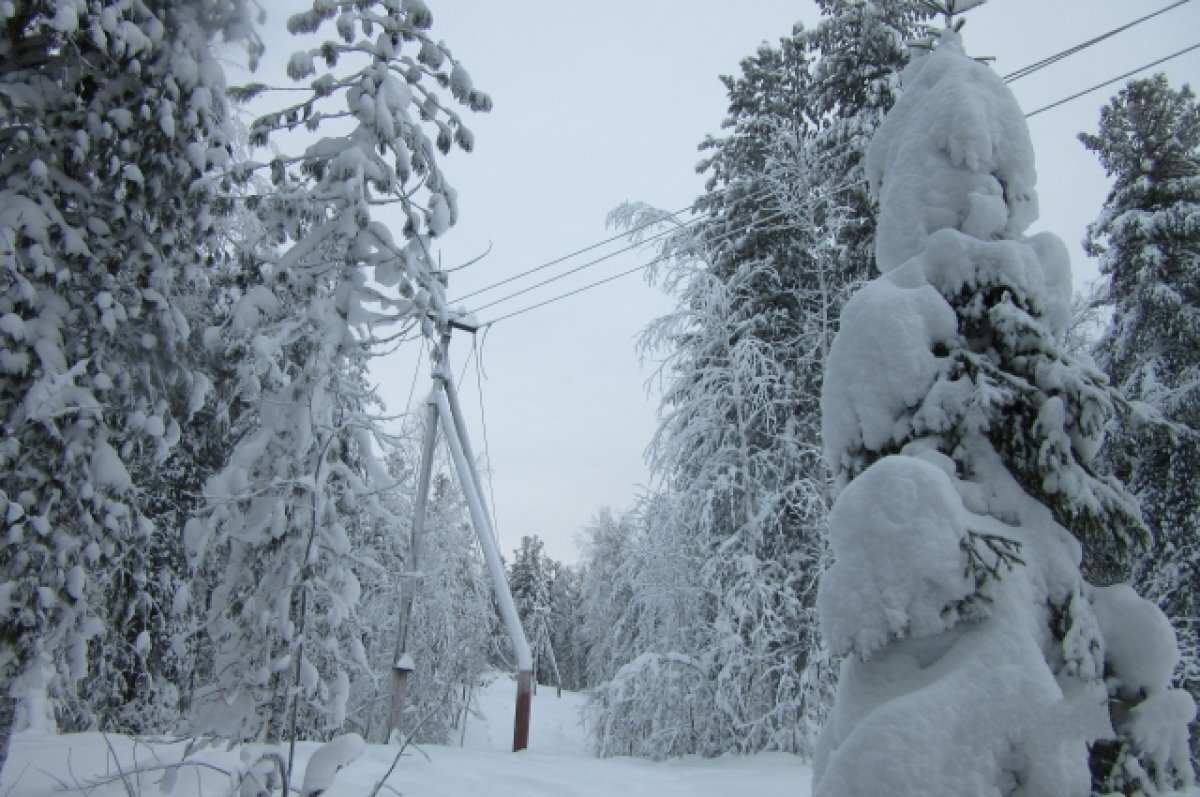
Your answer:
[0,675,814,796]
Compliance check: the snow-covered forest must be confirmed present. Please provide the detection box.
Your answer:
[0,0,1197,795]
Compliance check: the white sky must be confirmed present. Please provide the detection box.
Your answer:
[253,1,1200,564]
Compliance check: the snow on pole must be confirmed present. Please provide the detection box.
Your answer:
[434,385,534,751]
[387,396,439,740]
[441,363,494,540]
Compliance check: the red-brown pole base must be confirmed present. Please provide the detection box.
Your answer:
[513,669,533,752]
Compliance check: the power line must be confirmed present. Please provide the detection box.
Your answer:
[470,150,869,321]
[403,337,427,417]
[451,16,1192,314]
[448,142,865,308]
[464,214,705,314]
[447,186,773,306]
[448,205,698,304]
[465,147,865,321]
[474,148,915,326]
[478,32,1199,327]
[467,33,1200,326]
[472,327,502,544]
[1004,0,1192,83]
[483,262,653,326]
[1025,42,1200,118]
[483,208,793,326]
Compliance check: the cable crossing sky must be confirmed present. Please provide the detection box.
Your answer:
[450,5,1197,327]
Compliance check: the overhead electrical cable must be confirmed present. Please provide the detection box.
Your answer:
[483,261,665,326]
[473,327,502,544]
[1004,0,1192,83]
[482,207,794,326]
[459,32,1200,326]
[1025,42,1200,118]
[463,215,706,314]
[448,206,699,304]
[477,33,1199,328]
[445,142,865,307]
[447,184,781,306]
[403,337,427,417]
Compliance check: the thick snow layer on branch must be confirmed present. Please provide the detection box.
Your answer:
[1092,583,1180,697]
[818,455,972,659]
[300,733,366,797]
[815,448,1114,797]
[814,590,1107,797]
[866,31,1039,273]
[820,263,956,480]
[1092,584,1197,789]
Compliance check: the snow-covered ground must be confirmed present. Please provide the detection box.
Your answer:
[0,674,812,796]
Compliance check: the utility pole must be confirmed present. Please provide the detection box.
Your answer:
[388,317,535,752]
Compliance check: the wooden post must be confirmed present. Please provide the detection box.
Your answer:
[514,668,533,752]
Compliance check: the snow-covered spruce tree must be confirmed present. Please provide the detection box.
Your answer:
[1081,75,1200,764]
[803,0,933,286]
[0,0,257,759]
[506,535,584,692]
[813,24,1193,797]
[545,557,586,692]
[186,0,489,748]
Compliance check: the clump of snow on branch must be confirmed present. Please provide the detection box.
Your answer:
[817,455,972,658]
[865,32,1038,272]
[1092,585,1196,791]
[820,270,956,487]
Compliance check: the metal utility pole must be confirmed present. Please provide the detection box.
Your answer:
[388,321,535,752]
[386,397,437,738]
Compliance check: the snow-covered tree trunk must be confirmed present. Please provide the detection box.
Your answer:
[813,25,1193,797]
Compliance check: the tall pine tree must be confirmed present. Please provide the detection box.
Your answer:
[187,0,491,751]
[1081,73,1200,764]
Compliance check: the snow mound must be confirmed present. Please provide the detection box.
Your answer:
[814,600,1104,797]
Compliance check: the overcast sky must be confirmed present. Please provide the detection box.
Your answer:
[256,1,1200,564]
